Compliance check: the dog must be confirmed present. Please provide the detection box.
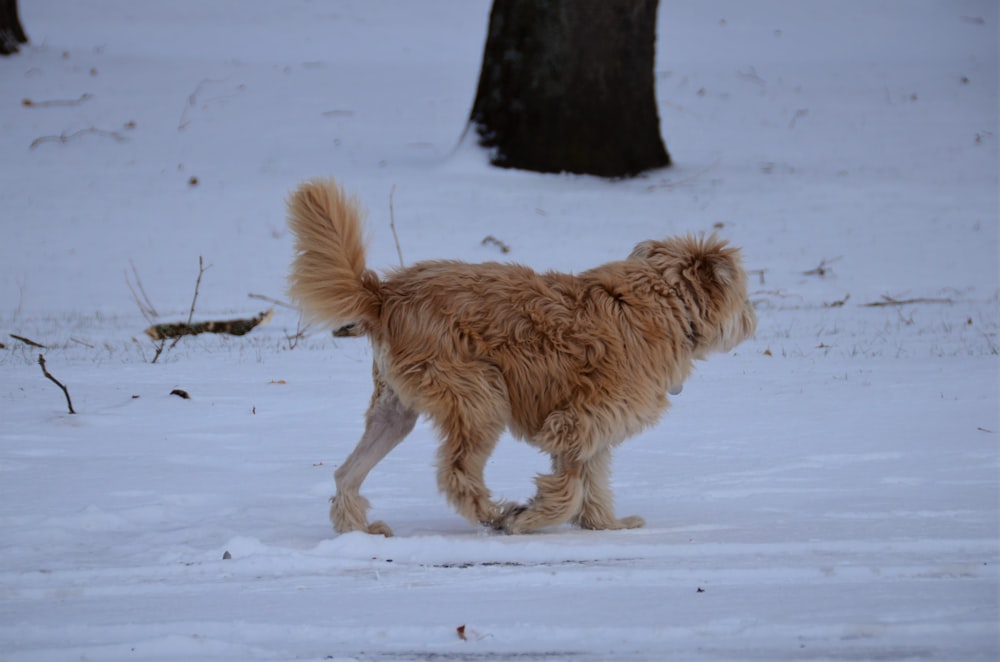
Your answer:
[287,178,757,536]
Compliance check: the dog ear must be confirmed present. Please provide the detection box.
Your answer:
[686,236,742,290]
[631,235,744,292]
[629,240,657,260]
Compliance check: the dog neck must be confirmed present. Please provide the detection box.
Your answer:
[669,286,700,352]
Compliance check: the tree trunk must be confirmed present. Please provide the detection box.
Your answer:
[0,0,28,56]
[470,0,670,178]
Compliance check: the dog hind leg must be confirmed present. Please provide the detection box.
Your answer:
[331,374,417,537]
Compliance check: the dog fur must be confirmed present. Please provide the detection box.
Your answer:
[287,178,757,536]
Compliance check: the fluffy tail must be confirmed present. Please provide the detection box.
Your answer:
[287,178,381,331]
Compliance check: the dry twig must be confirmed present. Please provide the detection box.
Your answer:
[10,333,45,348]
[824,293,851,308]
[22,93,93,108]
[285,315,311,349]
[861,295,955,308]
[247,293,310,348]
[247,292,297,310]
[38,354,75,414]
[388,185,404,267]
[178,77,225,130]
[126,260,159,323]
[481,235,511,254]
[747,269,767,286]
[167,256,209,350]
[788,108,809,129]
[803,257,841,278]
[30,127,128,149]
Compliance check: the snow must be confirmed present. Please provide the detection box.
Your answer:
[1,0,997,660]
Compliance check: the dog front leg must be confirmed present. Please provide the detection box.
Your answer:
[431,366,513,529]
[331,383,417,537]
[499,454,585,534]
[436,419,507,529]
[573,447,645,530]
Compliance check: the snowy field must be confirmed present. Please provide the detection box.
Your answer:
[1,1,998,660]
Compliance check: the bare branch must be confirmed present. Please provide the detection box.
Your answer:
[126,260,159,323]
[803,257,841,278]
[285,315,312,350]
[30,127,128,149]
[10,334,45,348]
[168,256,209,351]
[824,293,851,308]
[861,295,955,308]
[788,108,809,129]
[38,354,75,414]
[388,185,404,267]
[178,78,242,130]
[22,93,93,108]
[481,235,511,254]
[247,292,297,310]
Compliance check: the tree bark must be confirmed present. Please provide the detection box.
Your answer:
[470,0,670,178]
[0,0,28,55]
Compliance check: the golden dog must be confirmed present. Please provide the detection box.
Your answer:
[287,178,756,536]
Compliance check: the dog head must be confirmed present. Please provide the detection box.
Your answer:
[629,234,757,358]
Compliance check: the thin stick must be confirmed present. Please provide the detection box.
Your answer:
[861,295,954,308]
[30,127,128,150]
[150,340,166,363]
[388,185,404,267]
[22,93,93,108]
[247,292,297,310]
[185,257,207,327]
[481,235,511,254]
[126,260,159,323]
[285,315,311,350]
[38,354,75,414]
[167,256,208,351]
[10,334,45,348]
[179,77,225,130]
[803,257,841,278]
[824,293,851,308]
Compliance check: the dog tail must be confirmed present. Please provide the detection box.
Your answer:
[287,178,381,331]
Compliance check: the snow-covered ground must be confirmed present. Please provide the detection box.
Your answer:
[1,1,997,660]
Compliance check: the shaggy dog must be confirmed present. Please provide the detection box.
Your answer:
[287,178,757,536]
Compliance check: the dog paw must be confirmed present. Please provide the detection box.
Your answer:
[502,516,530,535]
[616,515,646,529]
[366,520,394,537]
[579,514,646,530]
[493,503,529,533]
[476,501,521,530]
